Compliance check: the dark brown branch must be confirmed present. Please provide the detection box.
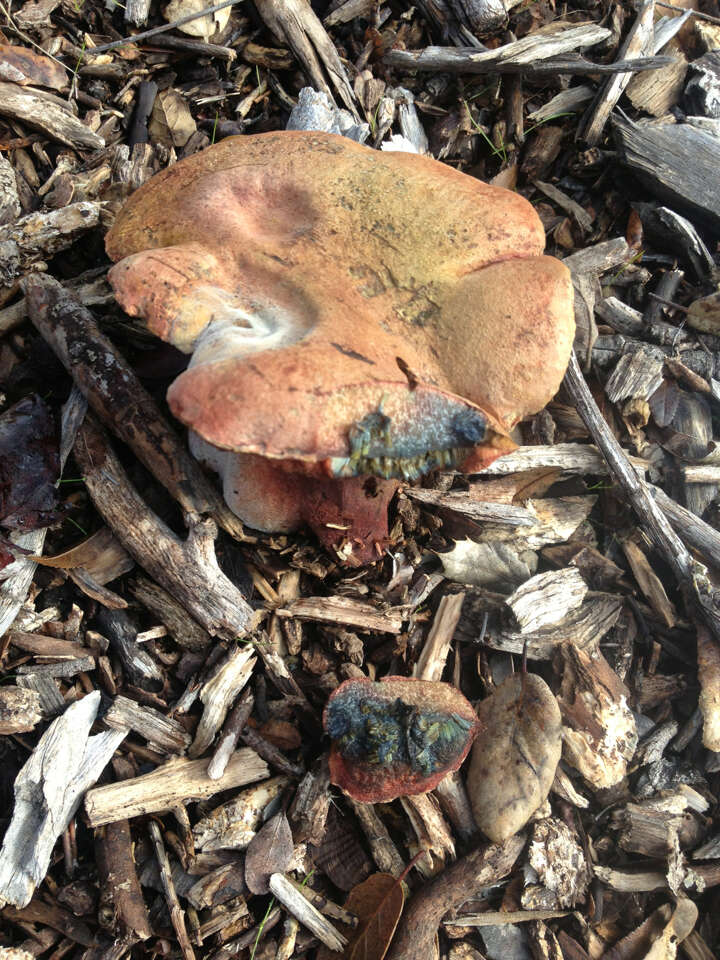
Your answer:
[387,834,525,960]
[240,725,304,778]
[24,273,248,543]
[384,41,672,76]
[88,0,246,52]
[96,820,152,941]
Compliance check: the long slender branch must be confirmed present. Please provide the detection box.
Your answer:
[563,350,720,640]
[89,0,245,53]
[73,416,254,639]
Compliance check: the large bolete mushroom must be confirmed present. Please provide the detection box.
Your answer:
[106,131,574,562]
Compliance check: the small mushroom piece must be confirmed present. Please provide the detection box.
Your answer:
[106,132,574,561]
[323,676,481,802]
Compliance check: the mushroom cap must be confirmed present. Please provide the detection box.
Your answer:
[106,131,574,471]
[324,676,482,802]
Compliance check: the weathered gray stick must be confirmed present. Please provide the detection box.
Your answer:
[563,350,720,641]
[73,416,254,640]
[0,693,126,908]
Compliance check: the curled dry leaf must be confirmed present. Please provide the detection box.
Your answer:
[601,898,697,960]
[687,290,720,335]
[466,674,562,842]
[317,873,405,960]
[438,496,596,591]
[31,526,134,584]
[244,811,293,894]
[163,0,231,37]
[439,537,538,591]
[324,677,481,803]
[148,89,197,150]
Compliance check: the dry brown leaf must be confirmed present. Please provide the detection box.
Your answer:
[626,208,643,250]
[13,0,62,28]
[163,0,230,37]
[309,803,372,892]
[687,290,720,335]
[0,395,60,536]
[439,537,538,591]
[148,88,197,148]
[465,469,561,505]
[438,497,596,590]
[244,811,293,895]
[346,874,404,960]
[664,358,711,396]
[256,719,303,751]
[318,873,405,960]
[0,43,67,90]
[649,379,680,428]
[466,674,562,842]
[509,468,563,502]
[32,526,134,585]
[489,164,518,190]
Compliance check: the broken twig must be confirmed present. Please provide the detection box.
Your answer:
[25,273,247,542]
[73,417,254,640]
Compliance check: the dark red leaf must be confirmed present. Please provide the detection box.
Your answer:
[317,873,405,960]
[0,395,61,532]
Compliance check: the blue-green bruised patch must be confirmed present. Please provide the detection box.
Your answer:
[326,694,476,778]
[330,399,488,481]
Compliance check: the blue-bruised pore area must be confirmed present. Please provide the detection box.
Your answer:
[326,694,476,777]
[330,401,489,481]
